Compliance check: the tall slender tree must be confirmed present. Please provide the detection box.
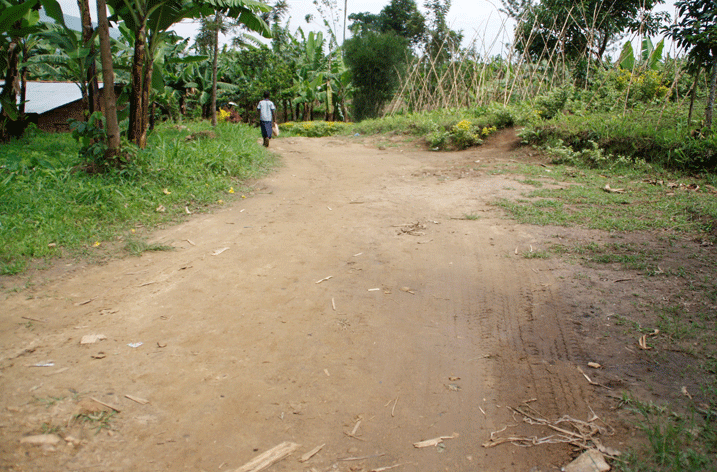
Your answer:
[96,0,120,158]
[77,0,100,115]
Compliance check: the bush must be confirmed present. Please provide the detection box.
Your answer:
[520,108,717,170]
[280,121,352,137]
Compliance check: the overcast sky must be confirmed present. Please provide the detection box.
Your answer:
[57,0,678,56]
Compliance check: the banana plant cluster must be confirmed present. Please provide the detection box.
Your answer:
[287,30,351,122]
[0,0,64,137]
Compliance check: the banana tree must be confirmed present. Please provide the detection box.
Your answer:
[107,0,270,148]
[290,30,328,120]
[26,23,99,113]
[1,0,64,138]
[618,37,665,72]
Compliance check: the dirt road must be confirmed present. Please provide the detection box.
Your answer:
[1,132,614,471]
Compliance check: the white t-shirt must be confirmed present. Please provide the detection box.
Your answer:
[257,99,276,122]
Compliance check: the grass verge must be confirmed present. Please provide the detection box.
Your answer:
[0,121,276,276]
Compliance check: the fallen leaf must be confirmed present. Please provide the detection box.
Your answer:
[162,188,171,195]
[156,205,166,212]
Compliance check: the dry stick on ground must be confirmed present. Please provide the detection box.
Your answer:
[483,402,611,450]
[298,444,325,463]
[339,453,385,462]
[232,442,300,472]
[90,397,121,412]
[345,419,365,441]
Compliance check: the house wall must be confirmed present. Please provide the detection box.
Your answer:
[36,86,124,133]
[37,99,85,132]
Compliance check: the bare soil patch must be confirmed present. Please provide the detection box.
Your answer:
[1,129,713,471]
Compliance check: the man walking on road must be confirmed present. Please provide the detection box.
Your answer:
[257,91,276,148]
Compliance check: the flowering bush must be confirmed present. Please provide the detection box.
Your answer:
[217,109,231,123]
[427,120,498,150]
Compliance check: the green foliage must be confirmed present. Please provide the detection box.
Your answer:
[344,31,412,121]
[667,0,717,70]
[74,410,116,434]
[521,107,717,170]
[351,104,513,150]
[502,0,668,62]
[280,120,351,137]
[69,112,109,167]
[0,120,275,275]
[426,120,497,150]
[618,38,666,72]
[617,395,716,472]
[348,0,426,46]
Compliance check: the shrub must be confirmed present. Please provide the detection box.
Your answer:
[280,121,352,137]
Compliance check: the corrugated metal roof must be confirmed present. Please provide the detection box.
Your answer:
[21,82,84,114]
[1,81,95,114]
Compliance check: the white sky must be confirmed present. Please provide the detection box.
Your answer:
[58,0,678,57]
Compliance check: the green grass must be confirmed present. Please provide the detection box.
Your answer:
[492,162,717,235]
[616,394,717,472]
[520,104,717,171]
[73,410,116,434]
[523,250,550,259]
[549,241,662,272]
[280,120,353,137]
[0,121,276,275]
[123,237,174,257]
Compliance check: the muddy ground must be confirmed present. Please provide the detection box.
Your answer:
[1,130,713,471]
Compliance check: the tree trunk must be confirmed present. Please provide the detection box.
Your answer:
[96,0,120,157]
[325,79,333,121]
[179,93,186,116]
[211,12,220,127]
[19,41,27,117]
[78,0,100,115]
[1,34,21,138]
[688,67,701,126]
[596,33,609,63]
[707,57,717,133]
[128,23,147,146]
[139,52,152,148]
[150,102,156,131]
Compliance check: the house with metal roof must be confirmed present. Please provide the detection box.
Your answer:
[1,81,117,132]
